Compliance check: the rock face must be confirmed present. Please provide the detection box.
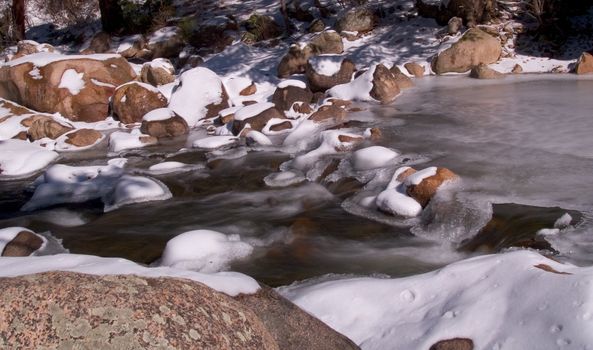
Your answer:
[235,286,359,350]
[232,105,284,135]
[64,129,103,147]
[575,52,593,75]
[335,8,376,33]
[272,85,313,111]
[432,28,502,74]
[404,62,425,77]
[430,338,474,350]
[0,272,279,349]
[369,64,400,103]
[1,231,43,257]
[26,116,73,141]
[0,54,136,122]
[112,82,168,124]
[140,59,176,86]
[141,115,189,139]
[406,167,458,207]
[470,63,504,79]
[306,57,356,92]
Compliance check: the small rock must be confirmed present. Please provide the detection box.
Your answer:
[432,28,502,74]
[390,66,414,89]
[511,63,523,74]
[430,338,474,350]
[575,52,593,75]
[232,105,285,135]
[310,31,344,54]
[404,62,425,78]
[2,231,43,256]
[448,17,463,35]
[240,83,258,96]
[469,63,504,79]
[27,117,73,141]
[269,120,293,132]
[278,45,315,78]
[369,64,400,103]
[140,115,189,139]
[87,32,112,54]
[244,14,282,42]
[140,59,176,86]
[65,129,103,147]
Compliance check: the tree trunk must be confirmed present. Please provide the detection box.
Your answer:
[99,0,125,34]
[12,0,25,40]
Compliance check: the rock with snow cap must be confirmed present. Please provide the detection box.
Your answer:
[140,108,189,139]
[140,58,175,86]
[12,40,55,60]
[26,116,73,141]
[404,167,459,207]
[232,103,285,135]
[306,56,356,92]
[112,82,168,124]
[272,80,313,111]
[0,228,45,257]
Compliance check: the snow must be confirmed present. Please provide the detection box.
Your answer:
[193,136,238,149]
[28,67,43,80]
[109,130,157,153]
[308,55,345,76]
[58,69,85,95]
[292,130,361,171]
[148,161,188,172]
[554,213,573,229]
[375,167,423,217]
[245,130,273,145]
[278,79,308,89]
[147,58,174,71]
[405,166,437,186]
[352,146,399,170]
[0,113,31,140]
[0,253,259,297]
[279,250,593,350]
[328,65,375,102]
[0,140,58,179]
[160,230,254,273]
[143,108,175,122]
[169,67,227,127]
[4,52,121,68]
[90,79,115,88]
[234,102,275,121]
[264,171,306,187]
[21,158,171,212]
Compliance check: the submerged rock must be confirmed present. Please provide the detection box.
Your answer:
[432,28,502,74]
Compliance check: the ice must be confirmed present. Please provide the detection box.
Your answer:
[0,140,59,179]
[279,250,593,350]
[159,230,254,273]
[0,253,259,296]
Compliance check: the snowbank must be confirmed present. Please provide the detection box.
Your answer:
[0,140,58,179]
[279,250,593,349]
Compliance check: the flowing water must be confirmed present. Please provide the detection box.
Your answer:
[1,75,592,286]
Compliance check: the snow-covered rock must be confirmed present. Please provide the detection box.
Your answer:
[352,146,399,170]
[0,139,58,179]
[108,130,157,153]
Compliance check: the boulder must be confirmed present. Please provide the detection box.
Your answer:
[369,64,400,103]
[306,56,356,92]
[448,16,463,35]
[147,26,185,59]
[86,32,112,54]
[404,62,425,77]
[0,53,137,122]
[117,35,146,59]
[469,63,504,79]
[405,167,458,207]
[310,31,344,54]
[308,19,326,33]
[27,116,73,141]
[335,8,376,33]
[169,67,230,127]
[0,272,279,349]
[234,285,359,350]
[64,129,103,147]
[575,52,593,75]
[430,338,474,350]
[432,28,502,74]
[12,40,55,60]
[1,230,43,256]
[112,82,168,124]
[278,45,315,78]
[390,66,414,89]
[244,14,283,42]
[232,103,285,135]
[140,58,176,86]
[272,84,313,111]
[308,105,347,123]
[141,114,189,139]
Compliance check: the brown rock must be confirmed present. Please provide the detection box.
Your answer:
[404,62,425,78]
[293,102,313,114]
[308,105,347,123]
[140,59,176,86]
[511,64,523,74]
[12,131,27,140]
[112,82,168,124]
[335,134,364,151]
[27,117,73,140]
[0,55,137,122]
[335,8,376,33]
[390,66,414,89]
[396,167,417,182]
[272,85,313,111]
[0,272,279,349]
[87,32,112,54]
[432,28,502,74]
[140,115,189,139]
[575,52,593,75]
[306,57,356,92]
[406,167,459,207]
[310,31,344,54]
[2,231,43,256]
[430,338,474,350]
[369,64,400,103]
[448,17,464,35]
[65,129,103,147]
[117,35,146,59]
[308,19,326,33]
[269,120,293,132]
[278,45,315,78]
[12,40,55,60]
[235,286,359,350]
[469,63,504,79]
[330,99,352,108]
[147,27,185,59]
[240,83,258,96]
[244,14,283,42]
[243,100,258,106]
[186,16,236,53]
[232,105,285,135]
[368,127,382,141]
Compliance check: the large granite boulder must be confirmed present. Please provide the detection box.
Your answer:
[431,28,501,74]
[112,82,168,124]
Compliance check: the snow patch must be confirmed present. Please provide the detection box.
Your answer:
[58,69,85,95]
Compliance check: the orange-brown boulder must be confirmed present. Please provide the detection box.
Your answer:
[112,82,168,124]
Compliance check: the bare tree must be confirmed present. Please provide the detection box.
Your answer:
[98,0,124,34]
[12,0,25,40]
